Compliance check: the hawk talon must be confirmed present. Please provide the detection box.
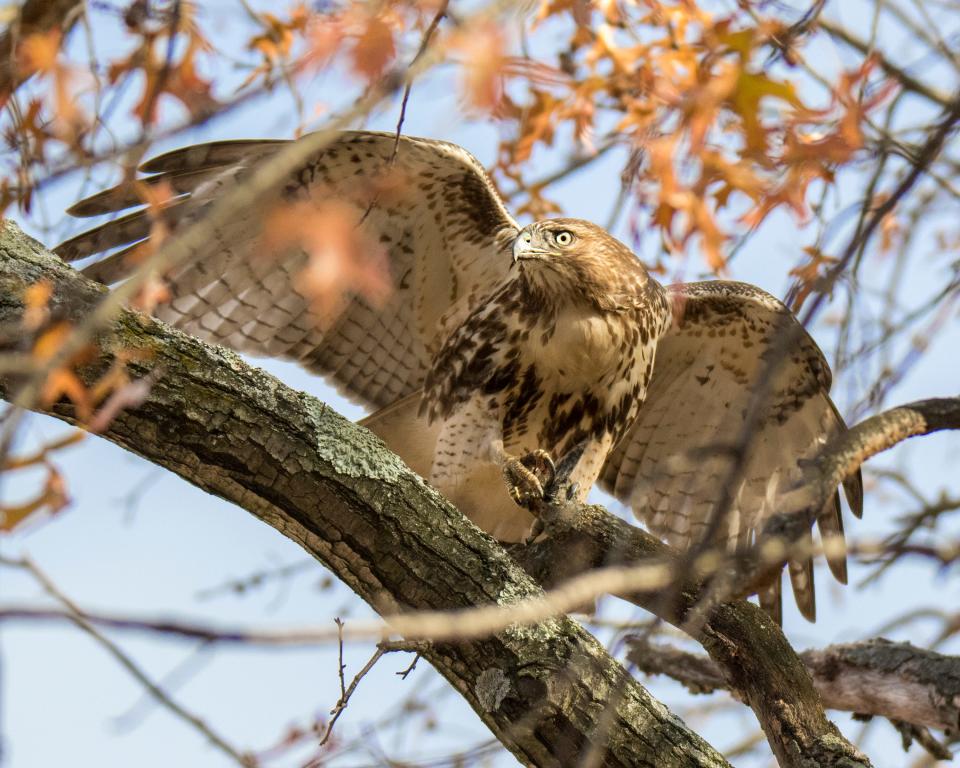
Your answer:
[519,449,556,487]
[503,457,545,509]
[525,517,546,544]
[504,449,559,510]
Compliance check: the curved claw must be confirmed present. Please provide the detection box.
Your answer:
[503,457,544,509]
[520,449,556,486]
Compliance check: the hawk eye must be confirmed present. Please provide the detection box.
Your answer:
[553,230,574,246]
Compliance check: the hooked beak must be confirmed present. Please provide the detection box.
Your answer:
[512,231,550,263]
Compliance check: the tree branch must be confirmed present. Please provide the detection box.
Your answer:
[818,19,952,108]
[512,505,871,768]
[627,637,960,736]
[0,220,729,767]
[11,215,952,766]
[21,211,956,764]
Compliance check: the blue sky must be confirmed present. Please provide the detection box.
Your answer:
[2,2,959,766]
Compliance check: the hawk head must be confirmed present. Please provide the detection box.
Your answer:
[512,218,654,311]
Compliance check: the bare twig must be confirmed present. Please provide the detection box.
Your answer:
[390,0,450,164]
[0,555,253,766]
[819,19,952,108]
[799,89,960,325]
[317,618,366,748]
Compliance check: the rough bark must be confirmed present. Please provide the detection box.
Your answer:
[0,221,729,767]
[626,638,960,734]
[514,506,871,768]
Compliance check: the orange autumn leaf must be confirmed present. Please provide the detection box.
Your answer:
[41,368,94,421]
[0,466,70,533]
[352,16,395,81]
[22,279,53,331]
[260,200,391,326]
[31,322,73,362]
[2,432,84,472]
[786,247,839,311]
[458,25,507,112]
[248,7,308,61]
[17,29,61,74]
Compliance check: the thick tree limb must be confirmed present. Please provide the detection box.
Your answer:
[627,638,960,736]
[0,221,729,767]
[0,221,884,767]
[3,221,936,766]
[513,506,870,768]
[0,223,879,767]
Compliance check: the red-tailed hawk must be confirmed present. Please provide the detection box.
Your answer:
[57,131,862,622]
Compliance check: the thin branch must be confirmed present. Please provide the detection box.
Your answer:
[317,638,384,749]
[0,556,253,766]
[799,88,960,325]
[391,0,450,164]
[818,19,952,108]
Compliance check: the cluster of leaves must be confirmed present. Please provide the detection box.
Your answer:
[490,1,887,271]
[2,278,155,533]
[1,2,224,214]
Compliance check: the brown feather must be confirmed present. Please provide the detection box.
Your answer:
[844,468,864,519]
[758,574,783,626]
[80,240,147,284]
[67,167,224,217]
[788,526,817,622]
[56,197,192,262]
[139,138,287,174]
[817,490,848,584]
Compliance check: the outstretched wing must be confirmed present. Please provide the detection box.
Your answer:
[57,131,519,409]
[598,281,862,622]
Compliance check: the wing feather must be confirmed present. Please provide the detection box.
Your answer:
[599,281,856,622]
[57,131,519,409]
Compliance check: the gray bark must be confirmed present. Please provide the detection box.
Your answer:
[627,637,960,734]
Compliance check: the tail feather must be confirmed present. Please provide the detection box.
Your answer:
[787,526,817,622]
[844,468,864,519]
[817,490,848,584]
[758,573,783,626]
